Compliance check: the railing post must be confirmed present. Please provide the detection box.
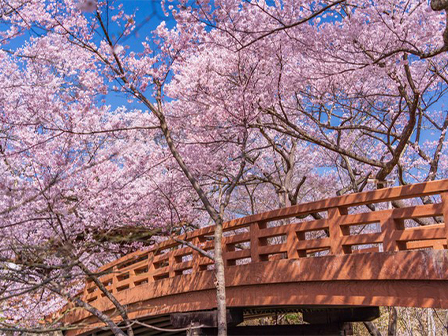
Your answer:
[250,222,266,262]
[296,230,307,257]
[224,239,235,266]
[129,269,136,289]
[286,225,300,259]
[381,218,397,252]
[380,217,404,252]
[192,236,207,272]
[147,251,156,283]
[111,266,118,294]
[169,252,175,278]
[441,193,448,245]
[191,237,199,272]
[328,206,349,255]
[83,284,89,299]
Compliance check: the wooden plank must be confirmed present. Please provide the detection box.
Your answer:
[116,259,148,273]
[168,254,175,278]
[340,233,383,246]
[337,203,443,228]
[129,273,150,284]
[147,252,156,283]
[258,243,287,255]
[441,192,448,245]
[152,254,170,263]
[172,246,193,258]
[225,249,251,261]
[198,256,214,265]
[297,238,331,250]
[223,232,250,245]
[381,218,399,252]
[250,222,265,263]
[294,219,329,232]
[395,225,445,242]
[407,240,446,249]
[258,225,289,238]
[224,179,448,229]
[112,277,134,290]
[352,246,380,254]
[172,260,193,272]
[110,266,118,294]
[152,266,170,277]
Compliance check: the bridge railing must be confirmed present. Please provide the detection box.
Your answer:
[81,179,448,304]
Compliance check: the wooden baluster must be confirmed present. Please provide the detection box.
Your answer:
[147,251,156,283]
[250,221,267,262]
[192,236,207,272]
[191,237,199,272]
[381,218,404,252]
[169,251,175,278]
[328,206,350,255]
[296,231,307,257]
[441,192,448,246]
[224,239,235,266]
[82,283,90,303]
[111,265,118,294]
[129,268,136,289]
[286,225,300,259]
[381,217,397,252]
[433,240,444,250]
[82,282,89,300]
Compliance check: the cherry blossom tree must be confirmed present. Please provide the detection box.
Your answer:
[171,0,448,185]
[164,1,448,332]
[0,0,251,333]
[1,0,448,335]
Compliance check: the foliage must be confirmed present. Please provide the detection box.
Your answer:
[0,0,447,333]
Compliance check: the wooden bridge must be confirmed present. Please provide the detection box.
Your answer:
[63,179,448,335]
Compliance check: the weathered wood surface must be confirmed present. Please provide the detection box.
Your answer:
[63,179,448,335]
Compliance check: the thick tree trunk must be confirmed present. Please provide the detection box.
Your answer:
[431,0,448,11]
[214,218,227,336]
[364,321,382,336]
[151,89,228,335]
[388,307,397,336]
[95,14,232,334]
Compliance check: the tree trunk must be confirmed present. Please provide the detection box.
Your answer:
[431,0,448,11]
[214,218,227,335]
[388,307,397,336]
[151,90,228,335]
[364,321,382,336]
[428,309,436,336]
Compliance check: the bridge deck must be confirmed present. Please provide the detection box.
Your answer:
[61,179,448,335]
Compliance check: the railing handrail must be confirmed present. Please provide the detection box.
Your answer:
[57,178,448,330]
[78,179,448,307]
[94,179,448,272]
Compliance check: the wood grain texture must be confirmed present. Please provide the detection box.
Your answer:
[60,179,448,334]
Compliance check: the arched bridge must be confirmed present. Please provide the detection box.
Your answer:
[64,180,448,335]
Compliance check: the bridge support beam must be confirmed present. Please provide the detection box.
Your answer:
[198,323,354,335]
[170,309,244,329]
[172,307,378,336]
[303,306,380,324]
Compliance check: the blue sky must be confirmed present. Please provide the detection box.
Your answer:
[2,0,444,166]
[92,0,176,109]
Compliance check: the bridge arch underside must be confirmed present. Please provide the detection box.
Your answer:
[67,250,448,335]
